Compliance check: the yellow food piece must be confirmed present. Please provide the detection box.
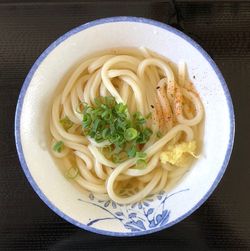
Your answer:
[160,141,197,167]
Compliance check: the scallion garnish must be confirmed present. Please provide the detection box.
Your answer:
[60,116,73,130]
[53,141,64,153]
[82,113,92,128]
[136,152,147,159]
[124,128,138,141]
[80,96,153,163]
[127,145,137,158]
[135,159,147,169]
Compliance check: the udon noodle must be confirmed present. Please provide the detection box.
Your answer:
[50,47,203,204]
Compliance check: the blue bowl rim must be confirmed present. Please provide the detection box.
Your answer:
[15,16,235,237]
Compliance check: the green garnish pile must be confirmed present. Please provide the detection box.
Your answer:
[81,96,152,166]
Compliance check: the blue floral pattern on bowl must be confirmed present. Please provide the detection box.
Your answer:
[78,189,189,232]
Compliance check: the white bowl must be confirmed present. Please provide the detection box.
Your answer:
[15,17,235,236]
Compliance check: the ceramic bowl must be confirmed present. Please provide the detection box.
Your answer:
[15,17,235,236]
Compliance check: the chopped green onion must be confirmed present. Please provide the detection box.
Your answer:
[92,118,101,132]
[110,134,121,144]
[127,145,137,158]
[53,141,64,153]
[95,133,103,142]
[115,103,127,114]
[60,116,73,130]
[112,154,120,163]
[82,113,92,128]
[83,104,93,114]
[65,167,79,179]
[124,128,138,141]
[101,103,108,110]
[112,152,128,163]
[102,128,110,139]
[135,159,147,169]
[144,128,153,137]
[133,112,146,125]
[101,110,112,120]
[136,128,153,144]
[136,152,147,159]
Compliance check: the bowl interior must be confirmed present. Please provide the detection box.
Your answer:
[16,17,234,236]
